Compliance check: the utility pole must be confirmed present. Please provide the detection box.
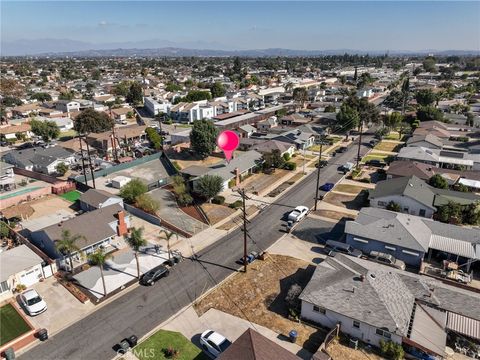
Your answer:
[314,137,325,211]
[356,121,363,169]
[238,189,249,273]
[78,136,88,184]
[84,137,96,189]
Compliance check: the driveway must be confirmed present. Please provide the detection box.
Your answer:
[22,277,94,335]
[162,307,311,359]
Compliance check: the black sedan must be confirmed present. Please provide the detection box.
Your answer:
[140,265,170,286]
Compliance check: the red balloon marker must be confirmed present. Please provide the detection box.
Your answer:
[217,130,239,163]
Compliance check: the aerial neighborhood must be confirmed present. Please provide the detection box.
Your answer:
[1,10,480,360]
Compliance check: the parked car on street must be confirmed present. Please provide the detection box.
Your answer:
[288,205,309,222]
[139,265,169,286]
[324,240,362,258]
[315,160,328,168]
[337,146,348,153]
[365,159,386,168]
[367,251,406,270]
[200,330,232,358]
[20,289,47,316]
[319,182,334,191]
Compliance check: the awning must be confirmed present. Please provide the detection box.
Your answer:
[447,312,480,341]
[458,178,480,189]
[429,235,478,259]
[408,304,447,357]
[439,157,474,166]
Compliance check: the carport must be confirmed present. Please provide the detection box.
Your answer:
[427,235,480,271]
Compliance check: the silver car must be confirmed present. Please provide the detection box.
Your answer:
[368,251,406,270]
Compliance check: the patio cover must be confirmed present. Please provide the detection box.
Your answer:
[447,312,480,341]
[408,304,447,357]
[429,235,478,259]
[458,178,480,189]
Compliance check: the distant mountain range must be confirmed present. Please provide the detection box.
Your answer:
[1,38,479,57]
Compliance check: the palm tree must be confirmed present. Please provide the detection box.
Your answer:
[87,250,112,296]
[159,230,178,263]
[125,227,147,279]
[55,230,85,273]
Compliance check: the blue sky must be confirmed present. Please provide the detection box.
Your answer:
[2,1,479,50]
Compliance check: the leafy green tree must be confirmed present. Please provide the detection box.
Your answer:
[87,250,112,296]
[145,127,162,150]
[401,77,410,114]
[59,91,74,100]
[209,82,226,98]
[126,227,148,279]
[466,112,476,127]
[1,96,23,107]
[436,201,462,223]
[190,120,218,159]
[159,230,178,262]
[126,81,143,105]
[324,105,336,113]
[462,201,480,225]
[56,162,68,176]
[293,87,308,108]
[233,57,242,74]
[74,108,114,134]
[416,105,444,122]
[336,103,359,137]
[415,89,436,107]
[55,229,85,273]
[184,90,211,102]
[0,221,10,239]
[30,119,60,142]
[383,90,403,110]
[119,179,148,203]
[134,193,160,214]
[384,112,403,131]
[386,201,401,212]
[113,80,131,96]
[428,174,448,189]
[195,175,223,202]
[422,57,437,73]
[31,92,52,102]
[165,82,182,92]
[263,149,285,169]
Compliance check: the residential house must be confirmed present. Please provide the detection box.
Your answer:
[55,100,80,113]
[169,102,201,123]
[0,123,33,140]
[37,107,64,118]
[144,97,169,116]
[2,146,76,174]
[111,107,133,122]
[237,125,256,138]
[93,94,115,103]
[273,129,315,150]
[0,161,15,191]
[397,146,480,171]
[31,204,130,267]
[252,140,295,158]
[12,103,40,117]
[86,125,146,155]
[407,134,444,149]
[0,245,45,300]
[256,117,278,132]
[78,189,123,212]
[345,207,480,268]
[182,150,264,190]
[300,253,480,357]
[369,175,480,218]
[218,328,300,360]
[280,114,310,126]
[35,116,74,132]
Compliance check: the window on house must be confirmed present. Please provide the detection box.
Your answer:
[419,209,426,217]
[313,305,326,314]
[376,328,391,338]
[0,281,9,293]
[403,207,409,212]
[353,320,360,329]
[377,201,387,207]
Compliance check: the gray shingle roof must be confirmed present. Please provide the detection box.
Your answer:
[369,175,436,210]
[2,146,74,168]
[205,150,263,182]
[0,245,44,282]
[79,189,120,209]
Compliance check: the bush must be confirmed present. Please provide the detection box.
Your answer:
[379,340,404,360]
[177,192,193,206]
[229,200,243,209]
[172,161,181,171]
[283,161,297,171]
[145,127,162,150]
[359,178,371,183]
[119,179,148,203]
[283,153,291,161]
[134,193,160,214]
[212,195,225,205]
[228,178,236,188]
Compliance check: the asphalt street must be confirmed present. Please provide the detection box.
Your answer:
[20,134,373,360]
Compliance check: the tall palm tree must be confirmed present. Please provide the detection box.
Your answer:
[87,250,112,296]
[159,230,178,262]
[55,229,84,273]
[125,227,147,279]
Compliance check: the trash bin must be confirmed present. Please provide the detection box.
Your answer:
[349,337,358,350]
[173,254,181,263]
[289,330,298,343]
[37,328,48,341]
[4,347,15,360]
[127,335,138,347]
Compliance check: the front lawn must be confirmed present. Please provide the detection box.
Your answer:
[0,303,31,346]
[361,152,393,164]
[373,141,403,153]
[134,330,208,360]
[59,190,81,202]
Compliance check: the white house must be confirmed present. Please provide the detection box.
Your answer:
[2,146,76,174]
[144,97,169,116]
[55,100,80,113]
[78,189,124,212]
[0,245,45,301]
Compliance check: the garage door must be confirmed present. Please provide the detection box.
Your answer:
[20,268,41,287]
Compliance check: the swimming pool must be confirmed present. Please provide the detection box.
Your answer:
[0,186,43,200]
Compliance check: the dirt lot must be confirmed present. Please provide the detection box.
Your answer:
[237,169,289,195]
[201,203,236,225]
[333,184,369,195]
[327,338,384,360]
[323,191,368,210]
[216,205,257,230]
[194,255,326,353]
[168,150,243,169]
[267,173,304,197]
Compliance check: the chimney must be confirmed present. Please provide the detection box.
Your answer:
[235,168,241,186]
[116,211,128,236]
[360,274,365,282]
